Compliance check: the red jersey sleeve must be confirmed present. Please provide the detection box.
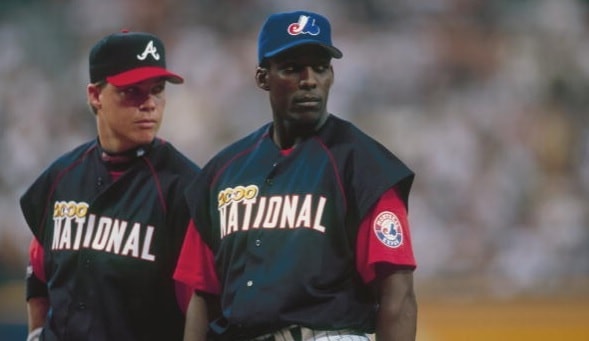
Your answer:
[29,237,46,282]
[356,186,416,283]
[174,220,220,296]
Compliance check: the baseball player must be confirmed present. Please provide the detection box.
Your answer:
[174,10,417,341]
[20,31,200,341]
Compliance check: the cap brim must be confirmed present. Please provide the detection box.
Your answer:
[106,66,184,87]
[264,40,343,62]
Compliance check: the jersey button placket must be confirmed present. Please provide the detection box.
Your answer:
[246,238,257,287]
[264,160,279,186]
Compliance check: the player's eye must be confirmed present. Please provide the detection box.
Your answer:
[151,84,165,95]
[314,63,329,73]
[281,64,298,73]
[119,86,140,97]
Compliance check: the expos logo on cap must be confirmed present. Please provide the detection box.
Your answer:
[287,15,321,36]
[257,10,343,65]
[89,30,183,87]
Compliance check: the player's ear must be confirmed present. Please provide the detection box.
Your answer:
[87,82,103,114]
[328,64,335,87]
[255,67,270,91]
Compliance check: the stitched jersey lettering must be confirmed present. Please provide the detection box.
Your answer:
[51,201,156,261]
[218,185,326,238]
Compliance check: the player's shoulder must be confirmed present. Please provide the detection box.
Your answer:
[321,114,413,169]
[206,123,271,166]
[150,138,201,174]
[25,140,99,187]
[46,140,99,171]
[321,114,388,150]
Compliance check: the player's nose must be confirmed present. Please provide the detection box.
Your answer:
[298,67,317,89]
[139,93,158,110]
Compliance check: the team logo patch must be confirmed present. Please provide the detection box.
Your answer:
[373,211,403,248]
[287,15,320,36]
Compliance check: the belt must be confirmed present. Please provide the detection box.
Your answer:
[246,325,369,341]
[249,325,301,341]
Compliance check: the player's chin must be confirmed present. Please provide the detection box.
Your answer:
[288,115,321,130]
[290,107,324,123]
[131,131,158,146]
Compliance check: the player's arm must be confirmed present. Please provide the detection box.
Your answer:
[174,219,222,341]
[27,295,49,333]
[375,265,417,340]
[355,186,417,340]
[26,238,49,340]
[184,292,209,341]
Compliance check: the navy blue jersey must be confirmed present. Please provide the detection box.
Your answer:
[185,114,414,338]
[20,138,200,341]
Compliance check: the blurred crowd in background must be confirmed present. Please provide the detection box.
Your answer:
[1,0,588,303]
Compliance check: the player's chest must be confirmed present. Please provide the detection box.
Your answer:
[211,143,347,238]
[49,164,166,223]
[218,144,339,195]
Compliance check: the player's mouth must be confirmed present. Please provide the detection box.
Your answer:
[135,119,157,129]
[293,96,321,109]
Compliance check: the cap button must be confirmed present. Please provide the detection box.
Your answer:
[120,28,130,33]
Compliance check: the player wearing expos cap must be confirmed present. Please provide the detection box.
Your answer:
[20,30,200,341]
[174,10,417,341]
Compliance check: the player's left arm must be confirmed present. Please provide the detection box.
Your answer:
[375,265,417,340]
[174,219,222,340]
[183,292,209,341]
[355,186,417,340]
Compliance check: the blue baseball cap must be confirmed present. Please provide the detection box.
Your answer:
[257,10,343,65]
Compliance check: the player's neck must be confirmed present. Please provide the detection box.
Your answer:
[272,114,328,149]
[98,139,155,163]
[272,128,298,150]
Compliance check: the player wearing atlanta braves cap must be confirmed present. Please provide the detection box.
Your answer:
[174,10,417,341]
[21,30,200,341]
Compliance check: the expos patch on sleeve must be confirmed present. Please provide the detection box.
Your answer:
[373,211,403,248]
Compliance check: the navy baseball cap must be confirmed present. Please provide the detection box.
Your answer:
[89,30,184,86]
[257,10,343,65]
